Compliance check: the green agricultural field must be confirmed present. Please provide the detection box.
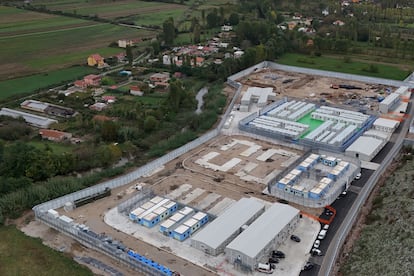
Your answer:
[0,6,156,80]
[0,66,96,100]
[277,53,410,80]
[32,0,187,22]
[0,226,93,276]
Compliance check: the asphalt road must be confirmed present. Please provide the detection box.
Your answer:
[299,181,363,276]
[318,88,413,275]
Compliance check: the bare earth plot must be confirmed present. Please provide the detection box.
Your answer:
[239,68,392,112]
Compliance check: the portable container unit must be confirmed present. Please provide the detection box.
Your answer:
[129,207,146,222]
[179,206,194,216]
[59,215,73,225]
[47,209,59,219]
[159,219,177,234]
[297,160,311,171]
[142,212,160,228]
[140,201,155,210]
[150,196,165,204]
[172,225,191,241]
[321,156,337,167]
[153,206,169,221]
[163,200,178,214]
[277,177,290,189]
[196,213,209,227]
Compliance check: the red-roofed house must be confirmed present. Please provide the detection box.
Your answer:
[102,96,116,103]
[39,129,72,142]
[84,74,101,86]
[130,85,143,96]
[74,80,87,88]
[87,54,105,67]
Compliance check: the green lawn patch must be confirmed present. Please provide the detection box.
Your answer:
[277,53,410,80]
[0,66,96,100]
[0,226,93,276]
[296,113,324,138]
[28,141,73,155]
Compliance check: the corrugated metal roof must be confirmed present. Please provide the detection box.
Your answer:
[346,136,383,157]
[191,198,265,250]
[225,203,299,259]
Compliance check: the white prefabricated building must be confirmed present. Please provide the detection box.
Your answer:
[224,203,300,269]
[190,198,265,256]
[345,136,386,161]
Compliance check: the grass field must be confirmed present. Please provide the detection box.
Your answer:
[0,66,96,100]
[296,113,324,138]
[32,0,186,22]
[0,226,93,276]
[0,6,156,80]
[28,141,74,154]
[277,53,411,80]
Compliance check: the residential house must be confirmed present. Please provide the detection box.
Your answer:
[221,25,233,32]
[118,39,134,48]
[89,102,108,111]
[234,50,244,58]
[39,129,72,142]
[130,85,143,96]
[74,80,88,89]
[84,74,101,86]
[102,96,116,103]
[150,72,170,84]
[87,54,105,67]
[163,54,178,65]
[115,52,126,62]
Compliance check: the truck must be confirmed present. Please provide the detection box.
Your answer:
[256,263,274,274]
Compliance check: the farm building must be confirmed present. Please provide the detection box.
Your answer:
[379,93,400,114]
[21,100,49,113]
[345,136,386,161]
[39,129,72,142]
[0,108,57,128]
[190,198,265,256]
[224,203,300,270]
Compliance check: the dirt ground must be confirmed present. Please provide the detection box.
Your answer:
[17,133,324,276]
[238,68,392,112]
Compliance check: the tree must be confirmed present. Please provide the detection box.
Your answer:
[163,17,176,45]
[126,45,133,65]
[144,116,159,132]
[193,22,201,44]
[101,121,119,142]
[228,13,239,25]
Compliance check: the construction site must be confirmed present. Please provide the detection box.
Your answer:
[28,62,412,276]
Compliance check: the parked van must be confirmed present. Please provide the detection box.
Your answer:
[318,229,327,240]
[257,263,274,274]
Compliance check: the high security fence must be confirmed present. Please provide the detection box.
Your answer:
[33,60,409,275]
[37,211,175,276]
